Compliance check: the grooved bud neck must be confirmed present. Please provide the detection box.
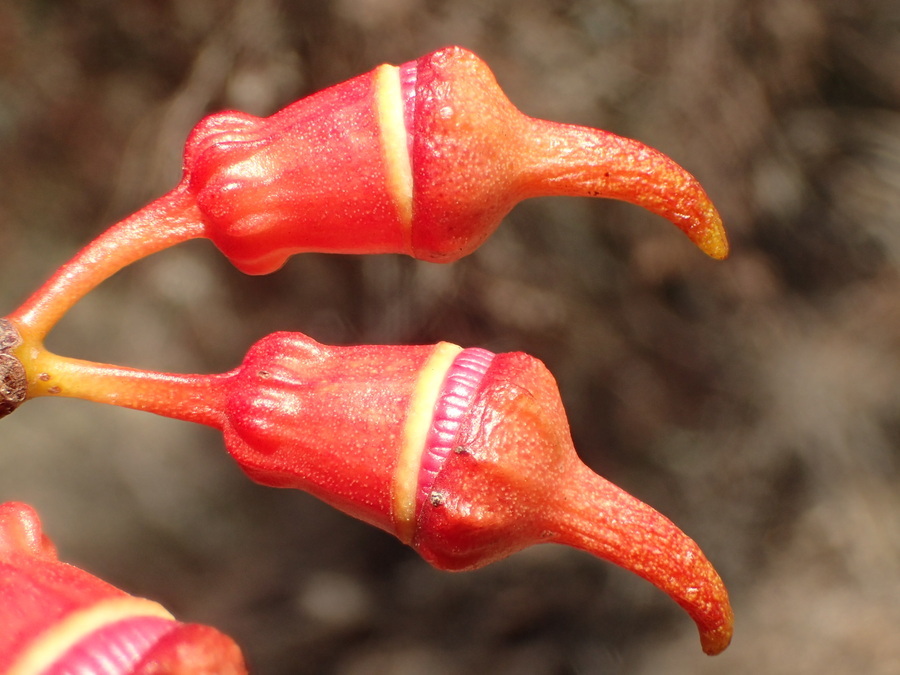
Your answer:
[418,347,495,510]
[394,342,463,542]
[42,616,177,675]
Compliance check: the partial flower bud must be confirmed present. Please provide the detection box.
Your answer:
[0,502,247,675]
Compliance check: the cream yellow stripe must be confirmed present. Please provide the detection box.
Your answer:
[7,596,174,675]
[393,341,462,543]
[374,64,414,251]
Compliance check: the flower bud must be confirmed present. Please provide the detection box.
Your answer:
[5,46,728,346]
[220,333,733,654]
[184,46,727,274]
[0,502,247,675]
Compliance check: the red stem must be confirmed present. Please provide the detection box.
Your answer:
[9,185,206,341]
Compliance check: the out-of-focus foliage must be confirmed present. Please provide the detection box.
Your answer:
[2,1,900,673]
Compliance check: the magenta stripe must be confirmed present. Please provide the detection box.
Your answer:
[399,60,418,158]
[43,616,178,675]
[417,347,495,510]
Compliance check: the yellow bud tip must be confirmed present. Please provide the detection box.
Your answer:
[693,201,730,261]
[701,615,735,656]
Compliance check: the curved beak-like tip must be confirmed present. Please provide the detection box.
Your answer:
[514,115,731,262]
[700,612,735,655]
[694,201,730,261]
[551,460,734,655]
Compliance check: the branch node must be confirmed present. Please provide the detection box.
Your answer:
[0,319,26,418]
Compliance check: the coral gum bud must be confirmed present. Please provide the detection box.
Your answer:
[215,335,731,653]
[413,352,733,654]
[217,335,732,654]
[181,46,727,274]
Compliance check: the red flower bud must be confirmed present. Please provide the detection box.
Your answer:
[8,46,727,343]
[0,502,247,674]
[219,333,733,654]
[184,46,727,274]
[4,331,733,654]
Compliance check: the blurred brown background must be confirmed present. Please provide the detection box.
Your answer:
[2,1,900,673]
